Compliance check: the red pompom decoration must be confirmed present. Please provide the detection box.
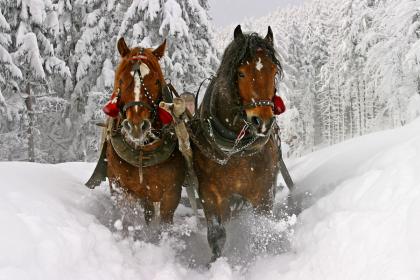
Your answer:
[103,98,120,118]
[273,95,286,115]
[158,107,173,125]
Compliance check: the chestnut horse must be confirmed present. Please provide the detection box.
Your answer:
[103,38,185,226]
[190,25,283,260]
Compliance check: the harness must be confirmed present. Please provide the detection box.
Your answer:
[102,48,178,168]
[107,118,177,168]
[188,77,274,165]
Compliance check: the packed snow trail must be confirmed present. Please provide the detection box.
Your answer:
[1,118,420,280]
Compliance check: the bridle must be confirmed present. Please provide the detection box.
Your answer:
[210,79,277,140]
[189,54,280,164]
[233,73,279,124]
[195,77,276,123]
[103,47,176,128]
[121,75,158,122]
[120,49,158,120]
[107,49,173,125]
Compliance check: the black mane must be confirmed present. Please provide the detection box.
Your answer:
[217,32,283,94]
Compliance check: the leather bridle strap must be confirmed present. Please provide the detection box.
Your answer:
[122,101,154,113]
[120,67,156,117]
[241,100,274,110]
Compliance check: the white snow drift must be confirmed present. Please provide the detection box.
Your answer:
[1,118,420,280]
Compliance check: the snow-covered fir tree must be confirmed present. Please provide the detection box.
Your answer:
[0,0,69,162]
[0,3,23,160]
[65,0,123,161]
[118,0,218,92]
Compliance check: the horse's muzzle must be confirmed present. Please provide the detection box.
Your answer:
[121,119,153,147]
[249,116,275,135]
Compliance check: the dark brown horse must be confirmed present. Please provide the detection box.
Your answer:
[102,38,186,225]
[190,25,283,260]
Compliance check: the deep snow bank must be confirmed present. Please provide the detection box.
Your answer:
[1,118,420,280]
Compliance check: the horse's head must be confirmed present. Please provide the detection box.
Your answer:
[113,37,167,147]
[229,25,282,135]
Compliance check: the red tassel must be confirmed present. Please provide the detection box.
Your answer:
[103,94,120,118]
[273,95,286,115]
[158,107,173,125]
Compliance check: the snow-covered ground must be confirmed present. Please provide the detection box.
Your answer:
[1,118,420,280]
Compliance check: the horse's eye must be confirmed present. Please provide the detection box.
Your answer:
[238,72,246,78]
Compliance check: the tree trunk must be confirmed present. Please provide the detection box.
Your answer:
[25,83,35,162]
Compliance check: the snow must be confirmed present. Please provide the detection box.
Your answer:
[160,0,189,37]
[0,9,10,30]
[1,118,420,279]
[15,32,46,79]
[0,45,22,79]
[20,0,46,24]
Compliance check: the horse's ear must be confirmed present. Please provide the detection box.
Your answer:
[265,26,274,46]
[153,39,166,60]
[234,25,244,40]
[117,37,130,57]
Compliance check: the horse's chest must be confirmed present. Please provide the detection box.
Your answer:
[194,141,278,193]
[106,145,185,199]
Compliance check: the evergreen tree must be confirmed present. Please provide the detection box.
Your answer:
[119,0,218,92]
[66,0,122,160]
[1,0,69,162]
[0,3,23,160]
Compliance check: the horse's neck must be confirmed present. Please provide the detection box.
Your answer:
[202,78,243,134]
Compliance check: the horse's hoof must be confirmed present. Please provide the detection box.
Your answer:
[206,255,219,269]
[210,254,219,263]
[208,229,225,262]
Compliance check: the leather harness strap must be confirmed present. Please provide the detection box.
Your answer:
[122,101,154,113]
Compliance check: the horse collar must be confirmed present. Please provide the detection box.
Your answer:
[107,120,177,168]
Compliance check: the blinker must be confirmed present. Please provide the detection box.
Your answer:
[272,95,285,115]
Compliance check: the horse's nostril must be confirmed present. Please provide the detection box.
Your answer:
[251,116,262,128]
[140,119,151,132]
[122,119,132,132]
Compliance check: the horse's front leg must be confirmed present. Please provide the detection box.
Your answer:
[142,200,157,225]
[247,185,274,217]
[200,185,230,262]
[160,186,182,225]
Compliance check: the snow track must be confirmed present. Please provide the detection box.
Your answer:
[1,118,420,279]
